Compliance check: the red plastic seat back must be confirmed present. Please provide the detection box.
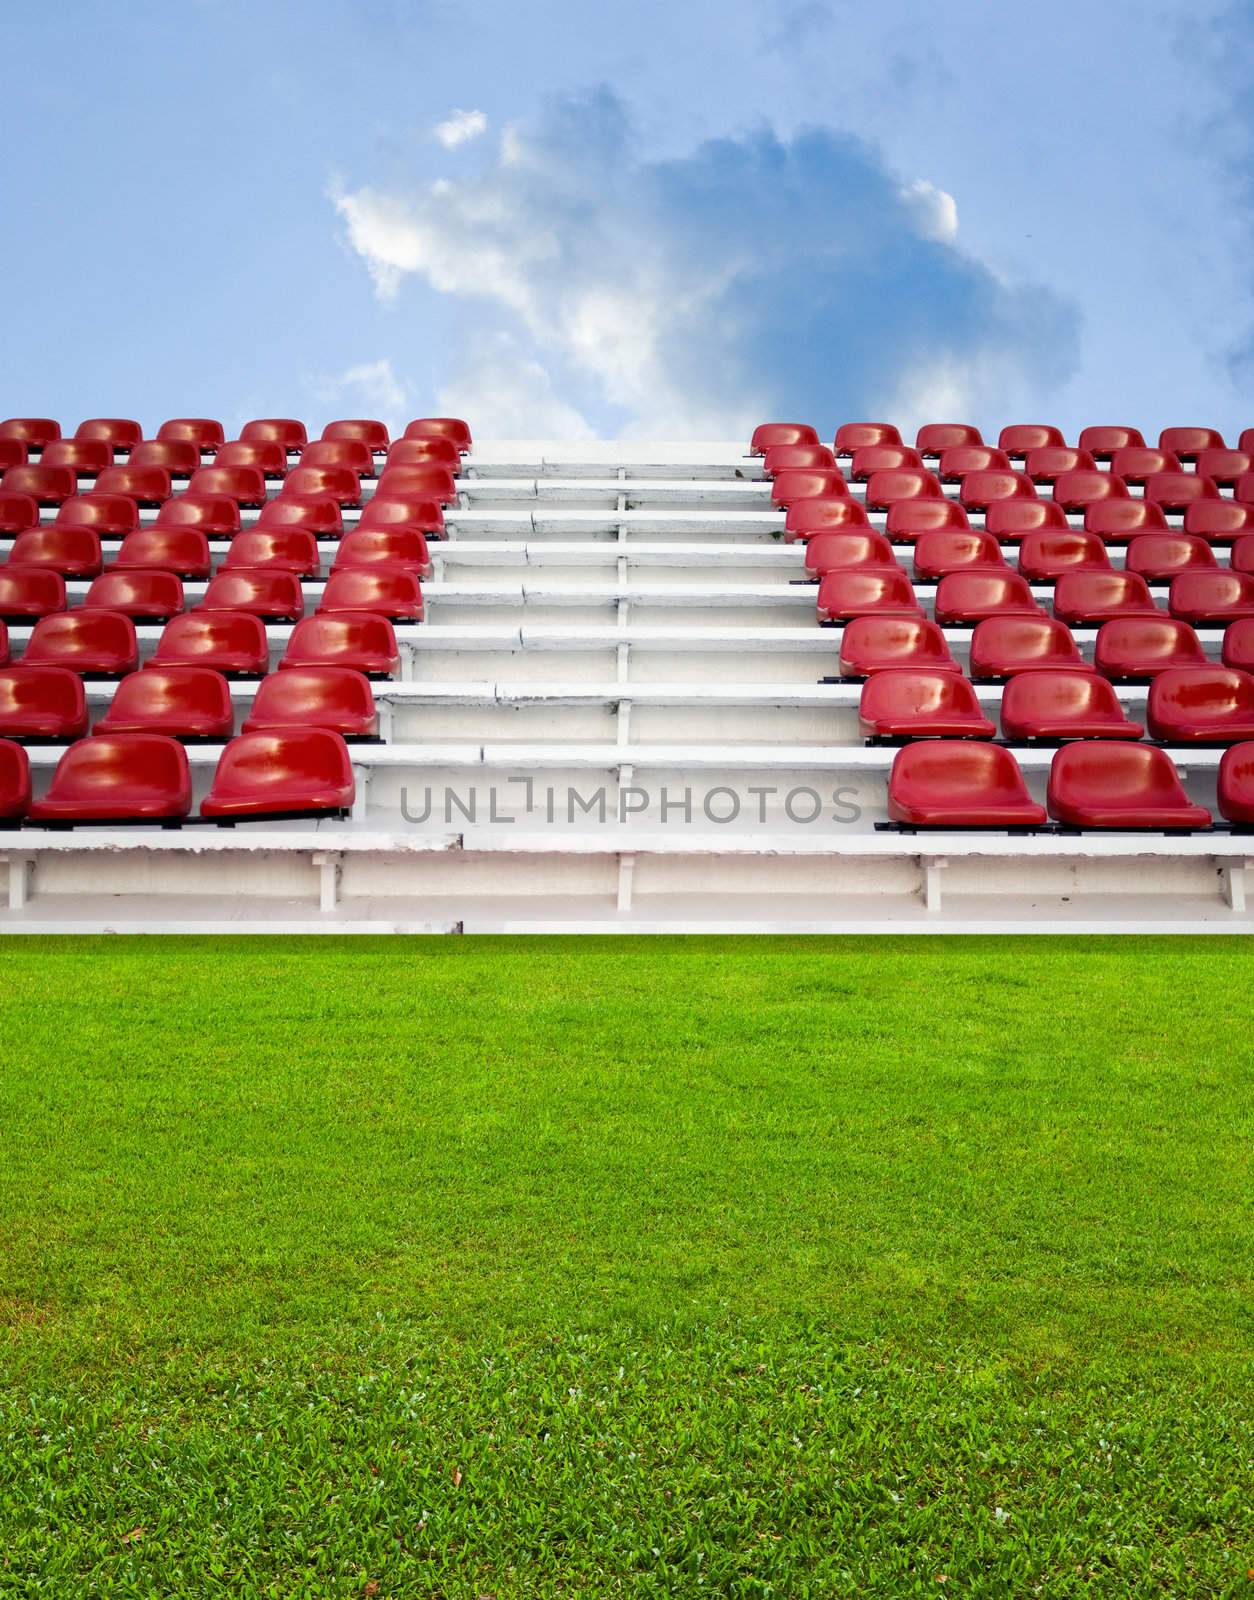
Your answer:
[762,444,838,476]
[54,493,140,536]
[323,419,389,451]
[959,470,1036,511]
[1147,666,1254,742]
[848,445,921,480]
[403,417,472,451]
[969,616,1088,678]
[31,732,192,820]
[1126,535,1216,582]
[301,439,377,476]
[1000,670,1139,741]
[769,468,847,506]
[242,667,378,738]
[256,496,344,538]
[1053,470,1129,512]
[22,610,138,674]
[215,440,288,477]
[911,529,1005,579]
[281,614,399,676]
[95,465,173,505]
[803,532,896,574]
[282,466,362,506]
[1047,741,1208,827]
[750,423,819,454]
[999,424,1065,455]
[1024,447,1096,483]
[1170,571,1254,623]
[129,439,202,477]
[224,529,320,575]
[0,667,87,740]
[332,527,432,575]
[9,526,103,577]
[156,418,224,450]
[1145,471,1219,512]
[113,527,212,579]
[0,739,31,819]
[198,569,305,622]
[0,567,67,619]
[864,469,943,511]
[357,495,446,535]
[884,497,970,540]
[1053,571,1157,623]
[385,436,461,470]
[833,422,901,454]
[40,439,111,475]
[240,418,307,451]
[188,465,268,507]
[82,570,184,620]
[1094,617,1206,680]
[0,418,60,448]
[317,568,424,620]
[202,729,355,818]
[888,742,1045,826]
[1109,446,1179,484]
[939,445,1011,480]
[149,612,269,675]
[837,616,958,676]
[916,423,982,454]
[983,499,1068,541]
[783,497,871,541]
[1084,499,1169,541]
[934,571,1042,624]
[1218,741,1254,824]
[1017,531,1110,580]
[0,492,39,534]
[1077,425,1144,459]
[858,669,991,737]
[1159,426,1224,462]
[95,666,234,739]
[3,464,77,505]
[74,418,142,450]
[1195,449,1250,487]
[817,568,920,620]
[153,493,241,538]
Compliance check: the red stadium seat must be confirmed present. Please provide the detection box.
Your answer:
[1159,426,1224,462]
[1077,425,1144,460]
[0,492,39,534]
[1224,619,1254,672]
[148,613,268,677]
[911,529,1006,580]
[95,665,234,740]
[332,527,432,578]
[215,440,288,478]
[240,418,307,451]
[112,527,212,580]
[749,423,819,454]
[128,439,201,478]
[0,418,59,449]
[0,445,29,476]
[833,422,901,455]
[223,529,321,576]
[1230,536,1254,576]
[1023,447,1096,485]
[356,494,447,536]
[984,498,1069,541]
[1047,743,1209,829]
[94,465,172,506]
[40,439,112,475]
[1084,499,1170,541]
[280,614,399,677]
[933,572,1042,625]
[281,465,363,507]
[1053,571,1157,625]
[769,468,848,507]
[0,568,66,621]
[153,493,241,540]
[256,496,344,539]
[958,470,1036,513]
[317,568,424,621]
[301,439,377,477]
[884,497,970,541]
[888,742,1045,827]
[837,616,959,677]
[386,436,461,470]
[201,729,355,820]
[187,465,267,508]
[197,569,304,623]
[969,616,1091,679]
[1017,531,1110,581]
[864,469,943,511]
[783,497,871,542]
[858,670,995,740]
[9,526,103,578]
[1053,470,1129,512]
[1125,534,1217,582]
[1195,448,1250,488]
[22,611,138,676]
[2,465,77,506]
[1094,617,1206,680]
[0,667,87,740]
[1238,473,1254,507]
[916,423,983,455]
[816,568,921,623]
[0,740,30,821]
[848,445,922,481]
[1169,571,1254,625]
[802,533,897,577]
[0,621,7,665]
[999,424,1065,456]
[54,493,141,537]
[1217,742,1254,825]
[1146,666,1254,744]
[1000,670,1143,741]
[156,418,224,451]
[74,418,142,451]
[939,445,1011,481]
[1144,471,1219,513]
[323,419,390,451]
[1109,446,1180,484]
[402,417,472,452]
[762,444,837,476]
[242,666,378,738]
[29,733,192,823]
[82,570,183,622]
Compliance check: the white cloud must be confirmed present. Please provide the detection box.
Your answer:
[313,358,408,423]
[900,179,959,243]
[433,109,487,149]
[332,91,1076,438]
[436,334,596,439]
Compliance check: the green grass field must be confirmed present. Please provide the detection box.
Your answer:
[0,936,1251,1597]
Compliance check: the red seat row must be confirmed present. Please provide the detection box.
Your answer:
[0,729,355,825]
[753,421,1253,463]
[835,614,1254,681]
[887,738,1237,829]
[0,609,399,678]
[0,416,471,455]
[858,665,1254,744]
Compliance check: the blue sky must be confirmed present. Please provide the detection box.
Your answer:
[1,0,1250,440]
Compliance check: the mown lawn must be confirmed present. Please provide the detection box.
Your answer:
[0,936,1250,1596]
